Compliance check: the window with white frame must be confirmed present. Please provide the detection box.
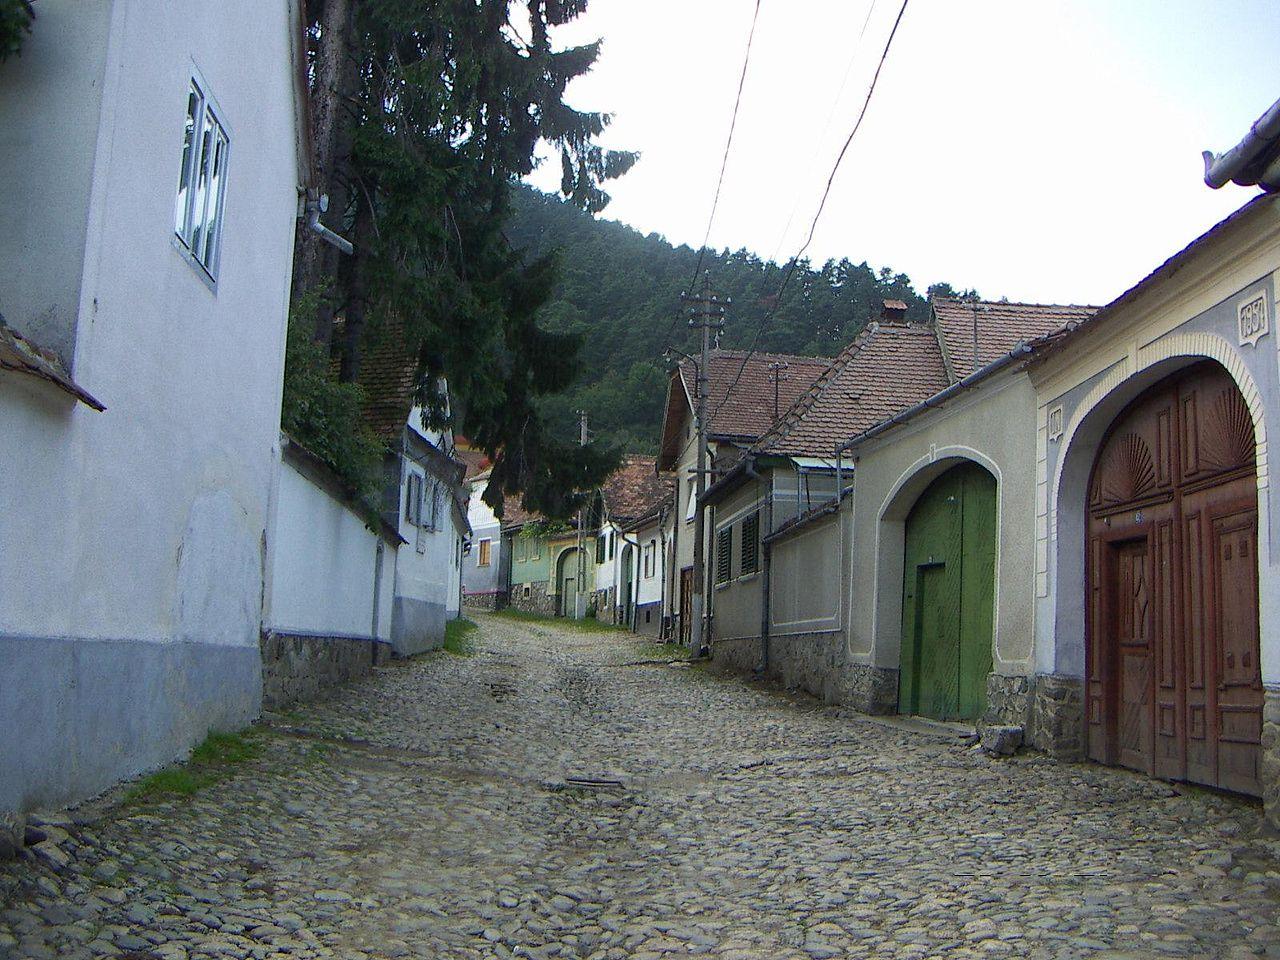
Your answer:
[173,79,230,279]
[643,540,656,578]
[685,477,697,522]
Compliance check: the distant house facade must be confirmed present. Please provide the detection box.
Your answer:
[591,456,673,626]
[355,325,469,655]
[0,2,310,812]
[625,503,670,636]
[656,350,830,647]
[463,469,508,611]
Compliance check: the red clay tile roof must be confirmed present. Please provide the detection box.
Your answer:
[756,323,951,458]
[932,298,1098,380]
[338,317,419,439]
[456,444,491,481]
[602,455,672,522]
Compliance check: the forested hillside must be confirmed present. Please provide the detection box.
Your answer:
[508,187,964,453]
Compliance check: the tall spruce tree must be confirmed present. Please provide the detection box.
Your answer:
[294,0,635,519]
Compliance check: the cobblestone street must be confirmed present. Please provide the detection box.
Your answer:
[3,614,1279,960]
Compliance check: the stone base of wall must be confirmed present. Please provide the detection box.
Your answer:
[260,631,389,712]
[463,591,506,612]
[845,662,899,715]
[708,631,898,715]
[634,602,662,636]
[1028,674,1085,759]
[985,674,1033,729]
[509,580,555,617]
[1262,690,1280,830]
[767,631,848,705]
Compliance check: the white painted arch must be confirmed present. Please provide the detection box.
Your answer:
[1044,337,1270,678]
[865,445,1005,671]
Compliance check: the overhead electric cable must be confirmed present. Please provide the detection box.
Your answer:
[654,0,764,365]
[710,0,912,422]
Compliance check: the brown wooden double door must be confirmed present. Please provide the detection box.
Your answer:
[1087,361,1262,796]
[679,566,694,646]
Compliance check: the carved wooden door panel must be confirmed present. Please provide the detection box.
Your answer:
[1087,361,1261,796]
[679,567,693,645]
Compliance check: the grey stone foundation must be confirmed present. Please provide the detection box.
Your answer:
[708,631,898,715]
[260,630,389,712]
[463,591,506,612]
[1263,689,1280,831]
[1028,674,1085,759]
[845,662,899,715]
[984,674,1033,729]
[634,602,662,636]
[508,580,555,617]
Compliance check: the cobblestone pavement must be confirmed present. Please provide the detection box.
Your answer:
[3,614,1280,960]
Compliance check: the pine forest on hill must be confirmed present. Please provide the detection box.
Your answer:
[508,186,969,454]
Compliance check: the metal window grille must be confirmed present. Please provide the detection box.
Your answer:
[740,512,760,576]
[716,527,733,584]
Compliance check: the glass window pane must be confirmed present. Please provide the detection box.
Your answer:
[173,86,200,242]
[190,106,216,265]
[201,128,228,273]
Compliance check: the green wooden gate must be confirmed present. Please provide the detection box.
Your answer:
[898,461,996,721]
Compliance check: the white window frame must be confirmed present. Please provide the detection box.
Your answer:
[173,74,231,284]
[685,477,697,523]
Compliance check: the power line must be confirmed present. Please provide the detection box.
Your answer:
[709,0,912,423]
[768,0,880,265]
[654,0,764,365]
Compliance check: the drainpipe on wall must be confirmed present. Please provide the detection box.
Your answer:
[372,539,385,645]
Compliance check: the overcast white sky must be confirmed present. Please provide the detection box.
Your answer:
[526,0,1278,306]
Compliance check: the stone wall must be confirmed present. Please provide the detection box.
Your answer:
[1028,674,1085,759]
[1262,690,1280,830]
[509,580,555,617]
[985,674,1033,729]
[634,601,662,636]
[463,590,506,612]
[260,631,389,712]
[709,630,898,715]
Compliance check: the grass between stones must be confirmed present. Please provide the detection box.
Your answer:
[124,730,263,803]
[443,617,479,656]
[490,608,629,634]
[635,641,687,661]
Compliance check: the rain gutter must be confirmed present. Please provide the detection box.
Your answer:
[1203,97,1280,192]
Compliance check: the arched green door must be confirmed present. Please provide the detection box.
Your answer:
[899,461,996,721]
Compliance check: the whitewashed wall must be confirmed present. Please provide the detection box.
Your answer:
[265,457,396,642]
[0,0,303,813]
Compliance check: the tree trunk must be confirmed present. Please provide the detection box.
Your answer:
[338,189,375,383]
[294,0,354,338]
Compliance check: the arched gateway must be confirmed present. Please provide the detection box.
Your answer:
[1086,360,1263,795]
[899,461,996,721]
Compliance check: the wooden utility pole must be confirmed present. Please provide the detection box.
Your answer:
[575,410,588,620]
[681,275,726,655]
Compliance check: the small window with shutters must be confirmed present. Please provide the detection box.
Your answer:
[740,512,760,576]
[596,533,607,563]
[716,526,733,584]
[477,539,492,567]
[405,473,423,526]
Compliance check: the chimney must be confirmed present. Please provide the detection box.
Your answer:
[881,299,908,323]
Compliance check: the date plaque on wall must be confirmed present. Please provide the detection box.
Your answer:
[1238,290,1269,347]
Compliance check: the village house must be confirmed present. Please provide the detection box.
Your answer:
[0,1,312,812]
[463,468,509,612]
[656,349,831,645]
[701,298,1091,717]
[621,496,672,636]
[590,455,672,626]
[1029,193,1280,816]
[504,505,589,618]
[353,323,469,655]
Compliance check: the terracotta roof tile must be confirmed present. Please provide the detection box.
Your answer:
[756,323,951,458]
[932,298,1098,380]
[680,350,831,440]
[601,455,671,522]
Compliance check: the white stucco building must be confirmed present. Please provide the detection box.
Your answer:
[0,0,309,812]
